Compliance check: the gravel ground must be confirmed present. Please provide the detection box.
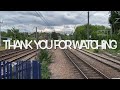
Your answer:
[49,48,84,79]
[71,48,120,78]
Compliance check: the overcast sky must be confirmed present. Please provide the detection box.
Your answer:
[0,11,110,34]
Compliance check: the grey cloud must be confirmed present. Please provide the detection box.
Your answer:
[0,11,110,33]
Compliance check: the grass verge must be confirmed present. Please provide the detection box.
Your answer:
[38,49,52,79]
[0,46,5,51]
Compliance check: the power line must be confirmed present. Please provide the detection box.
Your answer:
[38,11,55,31]
[38,12,50,26]
[35,11,56,32]
[35,11,51,28]
[80,11,98,24]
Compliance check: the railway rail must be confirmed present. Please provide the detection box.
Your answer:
[0,49,39,62]
[82,49,120,65]
[76,49,120,72]
[63,49,110,79]
[0,49,19,56]
[102,51,120,61]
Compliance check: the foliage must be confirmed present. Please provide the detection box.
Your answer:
[38,49,52,79]
[109,11,120,34]
[1,27,26,40]
[73,24,110,40]
[1,27,36,41]
[51,32,58,40]
[39,49,51,63]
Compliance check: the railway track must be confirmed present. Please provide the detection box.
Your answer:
[76,49,120,72]
[0,49,39,62]
[82,49,120,64]
[102,51,120,61]
[0,49,20,56]
[0,49,26,59]
[63,49,110,79]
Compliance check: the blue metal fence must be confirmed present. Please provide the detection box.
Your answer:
[0,61,41,79]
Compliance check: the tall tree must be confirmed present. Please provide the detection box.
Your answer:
[109,11,120,34]
[73,24,109,40]
[51,32,58,40]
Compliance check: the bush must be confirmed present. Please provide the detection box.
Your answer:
[38,49,52,79]
[93,49,99,53]
[41,61,51,79]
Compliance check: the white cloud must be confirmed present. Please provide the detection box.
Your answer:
[0,11,110,34]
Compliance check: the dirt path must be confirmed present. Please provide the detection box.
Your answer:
[49,48,83,79]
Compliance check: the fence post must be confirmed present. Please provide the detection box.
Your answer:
[18,61,20,79]
[13,62,18,79]
[19,61,22,79]
[21,61,24,79]
[10,62,12,79]
[27,61,31,79]
[7,62,9,79]
[16,62,18,79]
[32,61,39,79]
[26,61,28,79]
[24,61,27,79]
[0,61,1,79]
[23,61,27,79]
[3,61,6,79]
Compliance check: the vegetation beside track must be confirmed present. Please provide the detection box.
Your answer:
[38,49,52,79]
[0,46,5,51]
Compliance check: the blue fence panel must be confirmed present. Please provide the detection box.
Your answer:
[3,61,6,79]
[0,61,41,79]
[27,61,31,79]
[7,62,10,79]
[17,61,20,79]
[0,62,1,79]
[23,61,26,79]
[10,62,12,79]
[21,61,24,79]
[25,61,27,79]
[32,61,40,79]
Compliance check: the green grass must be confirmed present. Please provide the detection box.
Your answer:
[104,41,120,56]
[106,49,120,56]
[86,48,99,53]
[41,61,51,79]
[0,46,5,51]
[38,49,52,79]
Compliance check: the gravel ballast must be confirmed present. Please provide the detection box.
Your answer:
[49,48,84,79]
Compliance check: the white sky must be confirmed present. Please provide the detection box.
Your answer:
[0,11,110,34]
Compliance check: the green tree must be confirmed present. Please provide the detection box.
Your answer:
[51,32,58,40]
[7,27,20,40]
[73,24,110,40]
[109,11,120,34]
[1,32,7,37]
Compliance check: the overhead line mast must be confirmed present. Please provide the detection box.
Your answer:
[87,11,90,40]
